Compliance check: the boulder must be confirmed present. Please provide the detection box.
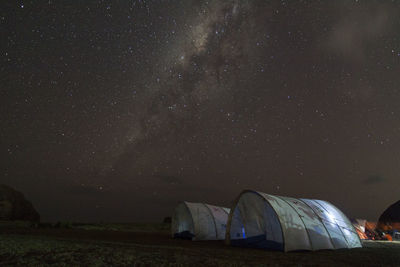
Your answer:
[0,184,40,222]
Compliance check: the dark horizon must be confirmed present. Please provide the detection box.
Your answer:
[13,186,397,223]
[2,0,400,223]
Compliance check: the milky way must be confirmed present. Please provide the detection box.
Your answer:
[2,0,400,222]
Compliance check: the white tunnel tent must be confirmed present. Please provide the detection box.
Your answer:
[172,201,230,240]
[226,190,362,251]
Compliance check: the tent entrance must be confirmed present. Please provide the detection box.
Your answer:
[229,192,283,250]
[172,202,195,240]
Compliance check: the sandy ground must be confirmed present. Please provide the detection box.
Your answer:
[1,226,400,266]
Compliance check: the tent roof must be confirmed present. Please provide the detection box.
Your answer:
[172,201,230,241]
[226,190,362,251]
[378,200,400,224]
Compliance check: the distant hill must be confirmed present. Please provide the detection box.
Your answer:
[0,184,40,222]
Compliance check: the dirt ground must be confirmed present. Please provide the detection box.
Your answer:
[1,224,400,266]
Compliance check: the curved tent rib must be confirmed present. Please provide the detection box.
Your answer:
[203,203,218,239]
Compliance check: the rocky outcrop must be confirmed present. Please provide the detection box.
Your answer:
[0,184,40,221]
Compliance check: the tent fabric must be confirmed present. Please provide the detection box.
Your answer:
[352,219,369,240]
[378,200,400,231]
[226,190,362,252]
[171,201,230,240]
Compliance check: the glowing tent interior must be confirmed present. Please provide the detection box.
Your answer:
[171,201,230,240]
[226,190,362,252]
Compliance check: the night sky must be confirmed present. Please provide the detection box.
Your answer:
[2,0,400,223]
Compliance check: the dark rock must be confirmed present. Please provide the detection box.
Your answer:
[0,184,40,222]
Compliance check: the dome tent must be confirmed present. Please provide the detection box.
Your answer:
[172,201,230,240]
[378,200,400,231]
[226,190,362,252]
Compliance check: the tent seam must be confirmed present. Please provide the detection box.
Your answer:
[313,200,350,248]
[258,192,286,252]
[225,189,258,245]
[299,199,335,249]
[276,196,314,251]
[184,202,198,241]
[203,203,219,240]
[324,200,362,246]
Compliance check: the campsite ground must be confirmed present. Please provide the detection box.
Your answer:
[1,221,400,266]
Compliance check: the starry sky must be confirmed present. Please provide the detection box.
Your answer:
[1,0,400,222]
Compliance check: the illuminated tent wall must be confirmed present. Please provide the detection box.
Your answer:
[226,190,362,252]
[172,201,230,240]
